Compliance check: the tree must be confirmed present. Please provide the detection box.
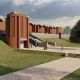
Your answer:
[69,20,80,43]
[63,26,71,34]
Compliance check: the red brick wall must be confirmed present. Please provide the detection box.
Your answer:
[6,12,29,48]
[52,27,56,34]
[47,27,50,34]
[56,27,62,34]
[36,25,39,33]
[6,12,63,49]
[38,25,41,33]
[41,25,45,33]
[0,20,5,31]
[29,23,33,33]
[31,24,36,33]
[49,27,52,34]
[38,25,44,33]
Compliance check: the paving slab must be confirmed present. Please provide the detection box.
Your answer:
[0,57,80,80]
[25,47,80,55]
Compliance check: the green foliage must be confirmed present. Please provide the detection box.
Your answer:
[63,26,71,34]
[69,20,80,43]
[61,68,80,80]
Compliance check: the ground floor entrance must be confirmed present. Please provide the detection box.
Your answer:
[19,39,28,49]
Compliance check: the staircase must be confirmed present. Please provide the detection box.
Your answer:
[29,33,54,48]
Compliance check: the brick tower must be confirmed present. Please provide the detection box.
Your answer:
[6,12,29,48]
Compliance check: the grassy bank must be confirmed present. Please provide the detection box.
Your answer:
[46,38,80,47]
[0,40,63,76]
[61,68,80,80]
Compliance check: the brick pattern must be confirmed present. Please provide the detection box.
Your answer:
[6,12,29,48]
[0,19,5,31]
[6,12,63,48]
[29,23,62,34]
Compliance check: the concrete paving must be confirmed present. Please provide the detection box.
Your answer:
[0,57,80,80]
[25,47,80,55]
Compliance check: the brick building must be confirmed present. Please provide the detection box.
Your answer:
[36,24,39,33]
[0,19,5,31]
[41,25,45,33]
[29,23,33,33]
[6,12,29,48]
[56,27,62,34]
[44,26,48,34]
[49,26,52,34]
[36,24,45,33]
[6,12,63,48]
[52,27,56,34]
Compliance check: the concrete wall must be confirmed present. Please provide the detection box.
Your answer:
[31,33,70,40]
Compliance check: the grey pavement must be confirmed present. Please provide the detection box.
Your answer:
[25,47,80,55]
[0,57,80,80]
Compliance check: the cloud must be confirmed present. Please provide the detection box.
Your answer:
[13,0,26,6]
[0,0,80,18]
[30,16,80,27]
[0,0,80,28]
[32,0,53,5]
[1,0,80,7]
[27,0,80,6]
[12,0,54,6]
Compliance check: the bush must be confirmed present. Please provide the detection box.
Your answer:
[69,20,80,43]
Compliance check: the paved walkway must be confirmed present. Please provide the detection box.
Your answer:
[25,47,80,55]
[0,57,80,80]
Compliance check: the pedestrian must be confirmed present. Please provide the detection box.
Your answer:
[61,45,63,50]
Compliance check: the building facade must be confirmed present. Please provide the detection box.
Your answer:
[56,27,63,34]
[5,12,63,48]
[6,12,29,48]
[0,19,5,31]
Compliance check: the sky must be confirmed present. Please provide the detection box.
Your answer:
[0,0,80,27]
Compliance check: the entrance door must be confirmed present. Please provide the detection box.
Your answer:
[20,40,24,49]
[24,41,28,48]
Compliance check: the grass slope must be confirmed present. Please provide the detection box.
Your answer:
[46,38,80,80]
[46,38,80,47]
[61,68,80,80]
[0,40,63,76]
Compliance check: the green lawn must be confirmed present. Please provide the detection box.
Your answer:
[46,38,80,80]
[61,68,80,80]
[0,40,63,76]
[46,38,80,47]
